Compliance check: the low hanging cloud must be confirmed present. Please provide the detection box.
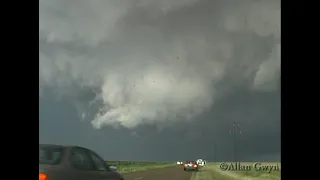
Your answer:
[39,0,281,129]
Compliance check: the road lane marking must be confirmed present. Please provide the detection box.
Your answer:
[134,177,144,180]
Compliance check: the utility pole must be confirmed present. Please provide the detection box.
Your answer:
[213,141,217,162]
[230,120,242,162]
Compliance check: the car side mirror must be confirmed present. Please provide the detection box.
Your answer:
[108,165,117,171]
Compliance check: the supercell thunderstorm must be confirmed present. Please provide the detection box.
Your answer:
[39,0,280,129]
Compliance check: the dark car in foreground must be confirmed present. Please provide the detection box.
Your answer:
[39,144,124,180]
[183,161,199,171]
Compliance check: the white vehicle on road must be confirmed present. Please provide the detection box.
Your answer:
[196,159,206,167]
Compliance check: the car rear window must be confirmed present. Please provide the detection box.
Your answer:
[39,145,62,165]
[187,161,196,164]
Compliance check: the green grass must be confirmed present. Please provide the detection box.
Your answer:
[105,161,174,173]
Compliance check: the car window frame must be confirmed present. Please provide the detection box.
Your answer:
[88,150,109,172]
[69,147,96,171]
[39,145,64,165]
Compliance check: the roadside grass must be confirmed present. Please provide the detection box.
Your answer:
[205,162,281,180]
[105,161,175,173]
[191,166,238,180]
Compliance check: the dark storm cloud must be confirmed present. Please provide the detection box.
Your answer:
[39,0,280,161]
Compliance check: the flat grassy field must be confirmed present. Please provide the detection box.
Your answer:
[191,162,281,180]
[105,161,174,173]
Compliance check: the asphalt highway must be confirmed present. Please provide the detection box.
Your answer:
[122,166,192,180]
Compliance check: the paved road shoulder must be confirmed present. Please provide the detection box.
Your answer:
[123,165,192,180]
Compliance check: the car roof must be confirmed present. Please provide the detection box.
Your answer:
[39,144,89,150]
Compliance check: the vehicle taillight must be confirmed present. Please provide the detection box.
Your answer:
[39,173,47,180]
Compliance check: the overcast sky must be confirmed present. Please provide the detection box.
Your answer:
[39,0,280,162]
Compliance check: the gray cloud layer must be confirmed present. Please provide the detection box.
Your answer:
[39,0,280,161]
